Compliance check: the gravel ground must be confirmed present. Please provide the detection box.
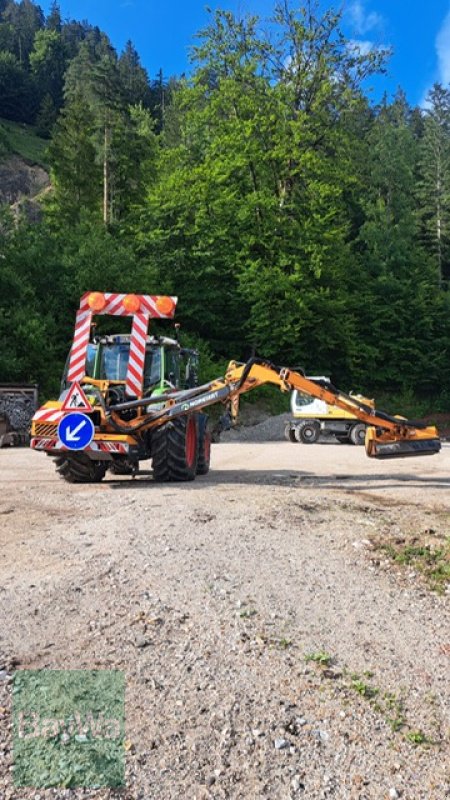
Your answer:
[0,444,449,800]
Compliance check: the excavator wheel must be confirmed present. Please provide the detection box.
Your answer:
[53,454,107,483]
[284,424,297,443]
[152,415,198,482]
[196,413,211,475]
[295,420,320,444]
[349,423,366,446]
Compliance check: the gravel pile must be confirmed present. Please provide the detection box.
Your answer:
[221,412,291,442]
[0,391,36,432]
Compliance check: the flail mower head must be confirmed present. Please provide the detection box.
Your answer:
[365,425,441,459]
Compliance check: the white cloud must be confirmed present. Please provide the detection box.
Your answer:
[420,7,450,107]
[348,1,383,36]
[436,8,450,84]
[347,38,375,56]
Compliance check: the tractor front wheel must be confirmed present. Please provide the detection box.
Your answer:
[152,415,199,482]
[53,454,107,483]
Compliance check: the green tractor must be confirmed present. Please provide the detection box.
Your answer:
[34,332,212,483]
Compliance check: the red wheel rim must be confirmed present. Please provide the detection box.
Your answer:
[185,417,196,468]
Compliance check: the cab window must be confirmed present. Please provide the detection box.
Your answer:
[143,348,162,386]
[295,391,314,407]
[165,349,180,386]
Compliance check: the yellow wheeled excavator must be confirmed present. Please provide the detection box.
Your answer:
[30,292,441,482]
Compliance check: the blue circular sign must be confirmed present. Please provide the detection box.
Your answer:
[58,413,95,451]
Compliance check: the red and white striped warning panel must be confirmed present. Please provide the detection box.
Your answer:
[68,310,93,384]
[126,313,149,397]
[92,441,129,454]
[31,438,130,455]
[31,438,58,450]
[79,292,177,318]
[33,408,65,423]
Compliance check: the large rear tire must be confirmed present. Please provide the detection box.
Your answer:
[152,415,198,482]
[53,454,107,484]
[196,414,211,475]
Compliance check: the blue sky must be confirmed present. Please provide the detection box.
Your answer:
[39,0,450,106]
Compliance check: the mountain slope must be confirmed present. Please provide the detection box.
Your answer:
[0,119,50,209]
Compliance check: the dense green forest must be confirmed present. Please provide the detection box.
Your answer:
[1,0,450,413]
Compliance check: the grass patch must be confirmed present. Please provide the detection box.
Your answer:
[0,118,48,166]
[239,609,257,619]
[304,651,333,667]
[405,730,428,745]
[351,678,379,700]
[377,538,450,594]
[346,672,435,745]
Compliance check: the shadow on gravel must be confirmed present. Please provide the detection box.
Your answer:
[106,470,450,490]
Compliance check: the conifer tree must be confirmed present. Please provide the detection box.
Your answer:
[417,84,450,286]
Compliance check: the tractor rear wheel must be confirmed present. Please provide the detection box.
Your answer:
[152,415,198,482]
[197,414,211,475]
[53,454,107,483]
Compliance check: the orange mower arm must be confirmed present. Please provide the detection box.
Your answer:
[105,357,440,460]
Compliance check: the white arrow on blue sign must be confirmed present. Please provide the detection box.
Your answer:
[58,412,95,451]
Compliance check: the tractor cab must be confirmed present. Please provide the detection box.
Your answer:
[61,335,199,399]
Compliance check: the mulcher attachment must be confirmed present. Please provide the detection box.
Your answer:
[365,426,441,460]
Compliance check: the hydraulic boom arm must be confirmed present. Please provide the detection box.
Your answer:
[106,357,440,460]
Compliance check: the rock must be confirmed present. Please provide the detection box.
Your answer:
[0,155,50,206]
[274,737,290,750]
[311,729,329,742]
[389,789,401,799]
[135,635,151,649]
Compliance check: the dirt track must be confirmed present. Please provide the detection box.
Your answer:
[0,443,449,799]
